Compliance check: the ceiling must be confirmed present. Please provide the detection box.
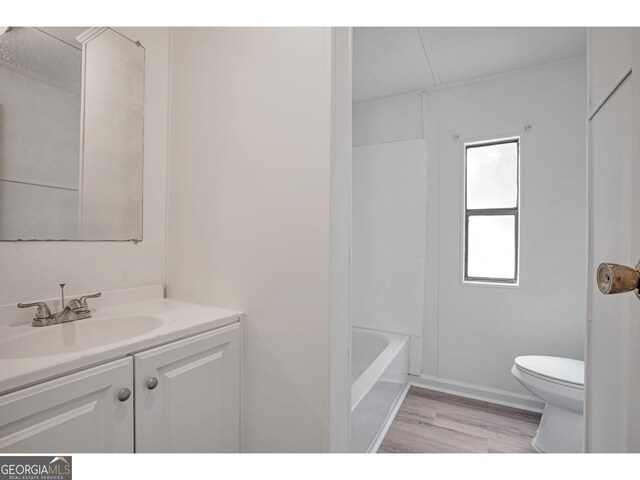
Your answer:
[353,27,587,103]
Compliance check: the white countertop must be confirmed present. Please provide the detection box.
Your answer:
[0,285,243,394]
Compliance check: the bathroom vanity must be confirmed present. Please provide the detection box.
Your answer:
[0,29,242,453]
[0,285,242,453]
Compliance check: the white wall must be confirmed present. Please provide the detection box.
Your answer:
[166,28,335,452]
[353,58,587,402]
[353,96,423,145]
[0,27,170,305]
[434,58,587,397]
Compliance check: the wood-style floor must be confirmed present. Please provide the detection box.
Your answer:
[378,386,541,453]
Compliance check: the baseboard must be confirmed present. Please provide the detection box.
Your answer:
[411,374,545,413]
[368,381,411,453]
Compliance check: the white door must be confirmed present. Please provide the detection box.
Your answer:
[134,323,241,453]
[0,357,134,453]
[587,28,640,452]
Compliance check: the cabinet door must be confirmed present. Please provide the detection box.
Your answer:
[134,323,240,453]
[0,357,134,453]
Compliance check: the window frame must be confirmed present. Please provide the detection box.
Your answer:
[463,137,520,285]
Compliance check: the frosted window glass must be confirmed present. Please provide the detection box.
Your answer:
[467,215,516,280]
[466,142,518,209]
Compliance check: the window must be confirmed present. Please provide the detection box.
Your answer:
[464,138,519,284]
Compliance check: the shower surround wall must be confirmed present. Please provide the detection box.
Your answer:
[353,58,587,407]
[352,109,427,374]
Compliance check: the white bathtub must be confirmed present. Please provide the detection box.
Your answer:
[350,327,409,452]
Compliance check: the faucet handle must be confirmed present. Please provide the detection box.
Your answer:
[66,298,84,313]
[17,302,52,321]
[79,292,101,310]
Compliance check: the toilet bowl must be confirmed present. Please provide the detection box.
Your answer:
[511,355,584,453]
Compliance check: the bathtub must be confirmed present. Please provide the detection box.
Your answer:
[350,327,409,452]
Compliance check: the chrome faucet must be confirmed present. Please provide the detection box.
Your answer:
[18,284,102,327]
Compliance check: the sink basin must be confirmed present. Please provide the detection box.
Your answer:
[0,315,163,359]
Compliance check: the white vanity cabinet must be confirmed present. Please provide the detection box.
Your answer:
[0,357,134,453]
[134,323,240,452]
[0,322,241,453]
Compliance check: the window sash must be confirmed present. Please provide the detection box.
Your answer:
[464,138,520,284]
[464,209,519,283]
[465,140,519,210]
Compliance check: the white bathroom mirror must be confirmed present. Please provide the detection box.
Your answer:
[0,27,144,241]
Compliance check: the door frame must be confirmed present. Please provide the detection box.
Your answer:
[328,26,353,453]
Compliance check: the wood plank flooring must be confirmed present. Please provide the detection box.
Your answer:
[378,386,541,453]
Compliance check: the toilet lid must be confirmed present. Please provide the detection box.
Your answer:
[514,356,584,387]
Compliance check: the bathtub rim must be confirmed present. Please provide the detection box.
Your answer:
[351,326,410,411]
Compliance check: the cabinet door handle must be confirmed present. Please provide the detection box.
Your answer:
[146,377,159,390]
[117,388,132,402]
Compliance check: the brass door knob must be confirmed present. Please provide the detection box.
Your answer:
[597,262,640,295]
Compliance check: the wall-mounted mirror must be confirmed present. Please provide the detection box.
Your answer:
[0,27,144,241]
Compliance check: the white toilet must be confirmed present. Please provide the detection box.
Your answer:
[511,355,584,453]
